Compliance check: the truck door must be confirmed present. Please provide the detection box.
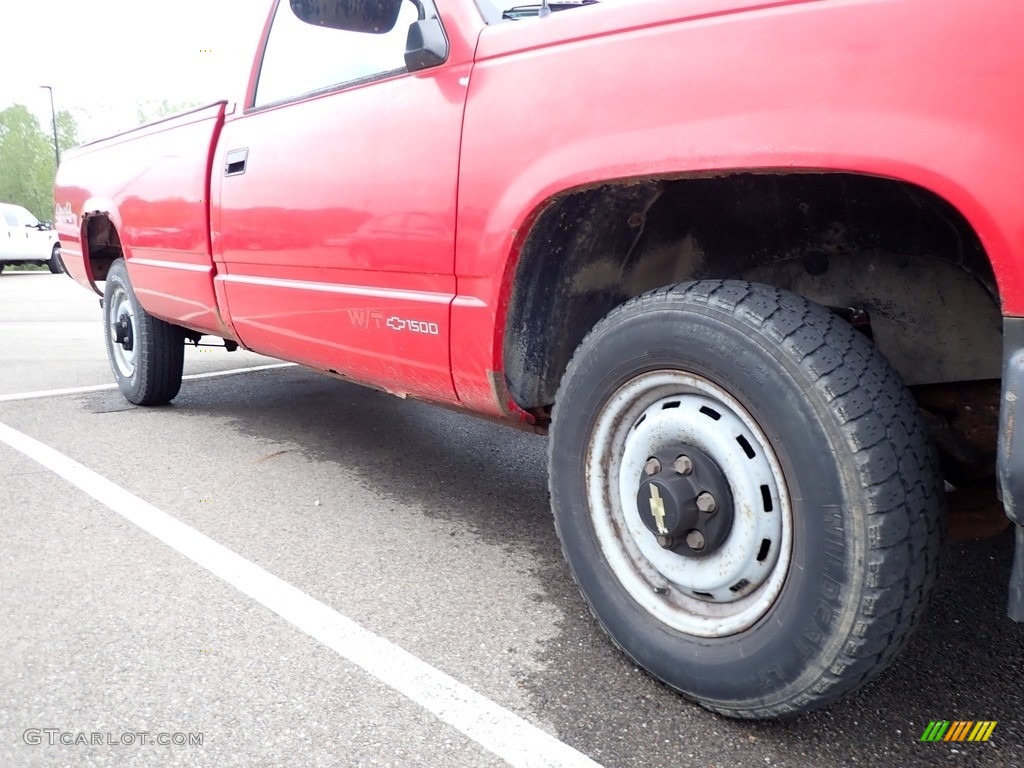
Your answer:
[214,0,468,404]
[1,205,33,260]
[18,207,55,260]
[0,206,19,261]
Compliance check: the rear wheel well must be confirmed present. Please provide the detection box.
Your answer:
[83,213,123,282]
[504,172,1000,411]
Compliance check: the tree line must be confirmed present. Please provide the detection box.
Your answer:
[0,105,78,224]
[0,99,196,224]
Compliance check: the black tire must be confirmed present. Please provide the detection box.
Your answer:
[103,259,185,405]
[549,280,943,719]
[47,247,63,274]
[48,245,64,274]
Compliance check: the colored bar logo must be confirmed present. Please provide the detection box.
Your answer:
[920,721,997,742]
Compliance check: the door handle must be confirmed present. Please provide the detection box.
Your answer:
[225,148,248,176]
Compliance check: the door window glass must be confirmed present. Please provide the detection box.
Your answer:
[254,0,419,107]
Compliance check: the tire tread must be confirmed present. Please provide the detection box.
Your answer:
[550,279,943,719]
[104,259,184,406]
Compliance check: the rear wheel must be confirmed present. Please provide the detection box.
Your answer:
[48,245,64,274]
[549,280,943,718]
[103,259,185,405]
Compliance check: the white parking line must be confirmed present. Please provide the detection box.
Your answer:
[0,363,297,403]
[0,419,600,768]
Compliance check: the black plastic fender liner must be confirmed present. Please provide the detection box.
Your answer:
[996,317,1024,620]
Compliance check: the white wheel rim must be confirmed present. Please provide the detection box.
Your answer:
[586,370,792,637]
[107,285,137,378]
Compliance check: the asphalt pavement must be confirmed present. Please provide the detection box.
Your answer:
[1,271,1022,767]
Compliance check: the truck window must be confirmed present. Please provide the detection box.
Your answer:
[254,0,420,108]
[2,208,19,227]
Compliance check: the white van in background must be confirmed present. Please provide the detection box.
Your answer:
[0,202,62,273]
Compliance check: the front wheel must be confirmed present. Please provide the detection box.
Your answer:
[549,280,943,718]
[103,259,185,405]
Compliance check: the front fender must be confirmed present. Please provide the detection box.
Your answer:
[452,0,1024,413]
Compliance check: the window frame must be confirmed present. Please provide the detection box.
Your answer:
[246,0,446,114]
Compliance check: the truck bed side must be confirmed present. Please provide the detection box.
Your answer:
[54,102,233,339]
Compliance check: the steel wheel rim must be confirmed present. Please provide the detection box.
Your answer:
[586,370,793,637]
[107,285,137,378]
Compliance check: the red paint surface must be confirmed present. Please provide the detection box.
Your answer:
[55,0,1024,419]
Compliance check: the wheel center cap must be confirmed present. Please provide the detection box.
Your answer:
[113,312,134,350]
[636,444,734,557]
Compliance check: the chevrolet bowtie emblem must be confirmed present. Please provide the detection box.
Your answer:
[649,485,668,535]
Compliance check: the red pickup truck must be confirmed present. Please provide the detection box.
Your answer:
[54,0,1024,719]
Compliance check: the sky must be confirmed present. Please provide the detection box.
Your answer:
[1,0,271,143]
[2,0,602,144]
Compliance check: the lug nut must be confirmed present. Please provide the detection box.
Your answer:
[696,492,717,513]
[656,535,674,549]
[673,455,693,475]
[644,458,661,475]
[685,530,706,550]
